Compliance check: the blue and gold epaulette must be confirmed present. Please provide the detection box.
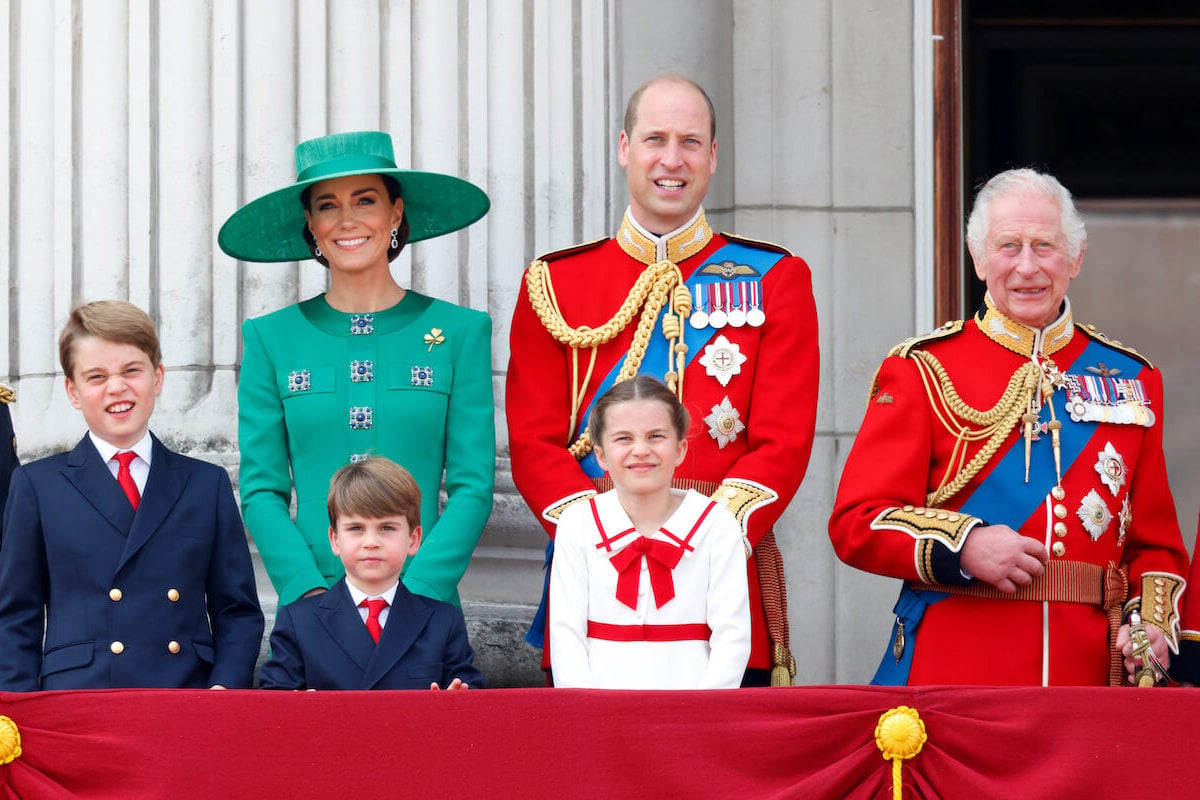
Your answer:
[1076,323,1154,370]
[535,237,609,264]
[719,232,793,257]
[887,320,965,358]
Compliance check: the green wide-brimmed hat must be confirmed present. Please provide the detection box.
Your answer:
[217,130,489,263]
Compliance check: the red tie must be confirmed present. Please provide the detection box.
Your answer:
[114,452,140,511]
[361,598,388,643]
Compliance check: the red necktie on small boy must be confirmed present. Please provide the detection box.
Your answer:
[114,451,140,511]
[361,598,388,643]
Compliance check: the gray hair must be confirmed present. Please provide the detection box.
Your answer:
[965,168,1086,261]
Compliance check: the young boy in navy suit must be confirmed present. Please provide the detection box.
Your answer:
[259,456,483,690]
[0,300,263,691]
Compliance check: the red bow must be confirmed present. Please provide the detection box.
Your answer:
[608,537,685,610]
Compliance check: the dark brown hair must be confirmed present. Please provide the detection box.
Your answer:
[588,375,690,445]
[327,456,421,530]
[59,300,162,378]
[300,173,410,266]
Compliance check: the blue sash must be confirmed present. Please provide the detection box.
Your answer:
[871,336,1142,684]
[576,242,786,477]
[526,241,786,648]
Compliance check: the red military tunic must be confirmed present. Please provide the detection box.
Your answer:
[507,208,819,672]
[829,296,1187,686]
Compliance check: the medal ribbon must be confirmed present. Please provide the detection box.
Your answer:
[576,242,786,476]
[956,341,1144,532]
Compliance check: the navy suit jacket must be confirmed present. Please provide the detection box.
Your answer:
[0,433,264,691]
[259,578,484,690]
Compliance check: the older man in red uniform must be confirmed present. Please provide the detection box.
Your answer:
[829,168,1188,686]
[506,74,819,684]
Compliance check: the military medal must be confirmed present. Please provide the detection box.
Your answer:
[746,281,765,327]
[1076,488,1112,541]
[699,335,746,388]
[689,284,709,329]
[1094,442,1127,496]
[703,397,745,449]
[727,283,747,328]
[707,284,727,329]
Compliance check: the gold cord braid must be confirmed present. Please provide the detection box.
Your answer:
[910,350,1037,507]
[525,258,688,458]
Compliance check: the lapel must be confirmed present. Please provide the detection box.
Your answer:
[117,435,190,572]
[316,581,378,677]
[62,435,136,537]
[362,585,434,689]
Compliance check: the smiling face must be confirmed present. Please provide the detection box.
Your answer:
[971,191,1084,328]
[330,514,421,597]
[593,398,688,499]
[618,79,716,235]
[65,336,164,449]
[304,174,404,277]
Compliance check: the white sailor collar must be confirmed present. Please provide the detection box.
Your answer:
[587,489,715,557]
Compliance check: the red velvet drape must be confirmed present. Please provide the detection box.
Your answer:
[1,686,1193,799]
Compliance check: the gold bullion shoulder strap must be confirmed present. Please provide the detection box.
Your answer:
[887,320,966,360]
[718,231,794,258]
[1076,323,1154,370]
[0,383,12,404]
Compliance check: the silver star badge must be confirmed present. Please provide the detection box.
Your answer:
[699,335,747,387]
[1094,441,1126,496]
[1076,489,1112,541]
[703,397,745,449]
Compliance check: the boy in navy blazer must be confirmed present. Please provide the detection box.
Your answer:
[0,301,263,691]
[259,456,483,690]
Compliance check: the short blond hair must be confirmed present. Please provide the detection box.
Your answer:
[59,300,162,378]
[327,456,421,530]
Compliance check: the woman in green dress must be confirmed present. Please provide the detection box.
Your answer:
[219,131,494,608]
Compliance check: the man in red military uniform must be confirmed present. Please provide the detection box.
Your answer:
[506,74,819,684]
[829,168,1188,686]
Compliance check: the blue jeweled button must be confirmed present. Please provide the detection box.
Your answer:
[411,366,434,387]
[349,406,373,430]
[349,453,370,464]
[288,369,311,393]
[350,314,374,335]
[350,360,374,383]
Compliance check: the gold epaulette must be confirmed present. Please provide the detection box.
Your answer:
[887,320,965,359]
[1076,323,1154,370]
[534,237,609,264]
[718,232,793,257]
[0,383,13,404]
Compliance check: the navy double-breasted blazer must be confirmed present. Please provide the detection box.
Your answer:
[259,578,484,690]
[0,433,264,691]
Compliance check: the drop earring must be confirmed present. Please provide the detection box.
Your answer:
[390,228,399,249]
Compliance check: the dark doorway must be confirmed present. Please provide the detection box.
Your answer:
[964,2,1200,310]
[943,1,1200,545]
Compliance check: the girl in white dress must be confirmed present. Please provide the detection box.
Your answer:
[549,376,751,689]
